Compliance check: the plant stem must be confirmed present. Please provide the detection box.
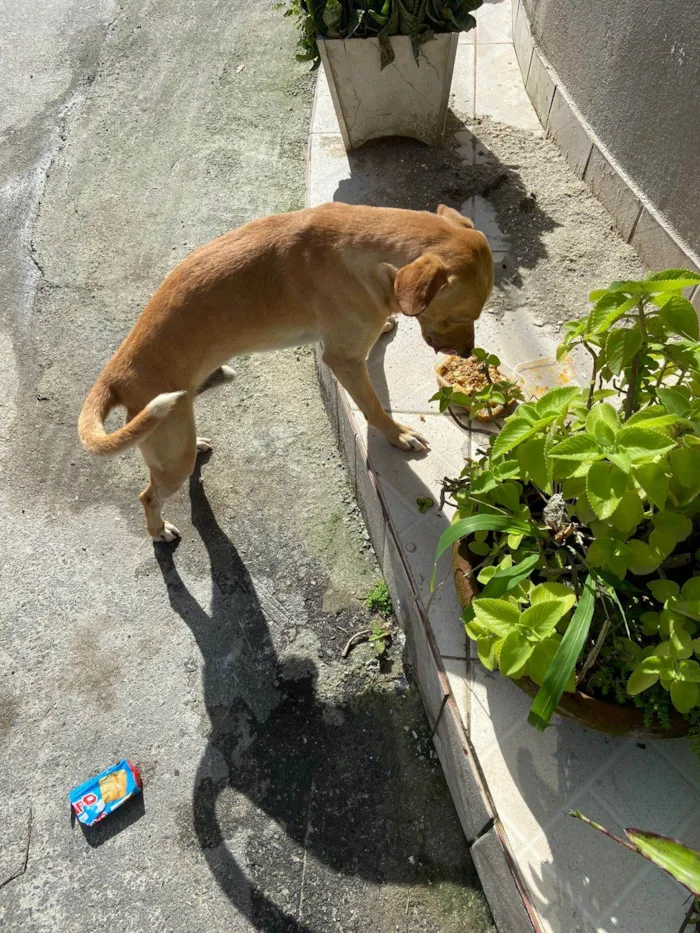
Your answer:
[678,897,700,933]
[624,300,647,418]
[569,811,639,854]
[583,342,599,410]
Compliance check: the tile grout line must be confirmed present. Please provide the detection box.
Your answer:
[514,740,630,858]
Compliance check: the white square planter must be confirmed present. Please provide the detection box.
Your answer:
[317,33,459,150]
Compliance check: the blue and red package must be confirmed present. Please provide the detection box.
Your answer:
[69,759,142,826]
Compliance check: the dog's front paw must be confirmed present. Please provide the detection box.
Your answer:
[381,316,397,334]
[388,423,430,453]
[196,437,213,452]
[154,521,181,543]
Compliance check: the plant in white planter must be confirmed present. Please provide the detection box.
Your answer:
[282,0,482,148]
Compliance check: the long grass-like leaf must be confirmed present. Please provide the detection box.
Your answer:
[431,516,535,590]
[528,574,595,730]
[480,553,540,598]
[625,829,700,896]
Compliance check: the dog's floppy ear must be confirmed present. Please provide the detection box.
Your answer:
[394,253,449,317]
[437,203,474,229]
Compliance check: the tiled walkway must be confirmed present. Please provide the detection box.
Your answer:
[307,3,700,931]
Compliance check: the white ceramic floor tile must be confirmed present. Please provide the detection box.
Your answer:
[468,663,533,760]
[520,792,644,927]
[450,43,475,119]
[477,705,625,851]
[653,736,700,787]
[427,584,468,658]
[476,0,513,44]
[444,656,469,730]
[357,315,450,413]
[475,43,541,131]
[589,743,698,836]
[598,865,688,933]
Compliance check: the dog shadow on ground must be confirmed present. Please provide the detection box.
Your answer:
[155,458,481,933]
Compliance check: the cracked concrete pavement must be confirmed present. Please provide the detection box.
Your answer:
[0,1,494,930]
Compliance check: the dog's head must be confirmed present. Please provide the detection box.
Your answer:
[392,205,493,358]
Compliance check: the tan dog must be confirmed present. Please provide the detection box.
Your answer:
[79,202,493,541]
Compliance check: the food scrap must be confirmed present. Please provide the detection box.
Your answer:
[436,355,511,421]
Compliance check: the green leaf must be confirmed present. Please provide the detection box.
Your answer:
[549,435,602,461]
[632,462,669,510]
[534,387,581,417]
[606,328,643,375]
[587,537,631,577]
[625,829,700,895]
[615,426,676,463]
[670,680,699,714]
[477,635,499,671]
[480,553,540,599]
[433,515,535,584]
[648,579,679,603]
[520,601,568,638]
[586,403,619,437]
[517,438,548,490]
[610,490,644,534]
[656,386,691,418]
[529,582,577,615]
[528,636,575,690]
[627,669,659,695]
[660,295,700,340]
[587,293,637,334]
[586,461,628,520]
[491,416,550,459]
[499,630,535,677]
[627,540,662,576]
[472,598,521,636]
[653,510,693,544]
[678,659,700,683]
[648,268,700,289]
[670,447,700,489]
[682,578,700,601]
[626,408,681,432]
[670,625,694,660]
[528,575,596,731]
[416,496,434,513]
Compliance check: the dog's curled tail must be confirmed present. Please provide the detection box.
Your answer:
[78,380,186,456]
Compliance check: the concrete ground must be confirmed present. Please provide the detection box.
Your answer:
[0,2,494,932]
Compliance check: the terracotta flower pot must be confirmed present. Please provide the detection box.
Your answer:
[452,540,689,738]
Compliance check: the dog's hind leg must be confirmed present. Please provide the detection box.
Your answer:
[138,395,198,541]
[192,366,236,453]
[196,365,236,396]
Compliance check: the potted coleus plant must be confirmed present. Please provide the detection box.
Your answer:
[282,0,482,149]
[433,269,700,738]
